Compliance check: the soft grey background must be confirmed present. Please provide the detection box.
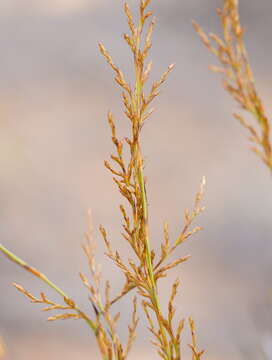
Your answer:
[1,0,272,359]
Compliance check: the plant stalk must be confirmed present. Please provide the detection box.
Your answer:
[0,243,97,333]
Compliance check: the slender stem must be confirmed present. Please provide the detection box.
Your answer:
[132,31,172,360]
[0,243,67,297]
[0,243,97,333]
[133,32,156,293]
[137,151,156,289]
[136,148,171,359]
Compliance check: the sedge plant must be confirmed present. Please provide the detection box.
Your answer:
[193,0,272,171]
[0,1,205,359]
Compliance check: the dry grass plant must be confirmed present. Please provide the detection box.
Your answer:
[193,0,272,170]
[0,1,205,359]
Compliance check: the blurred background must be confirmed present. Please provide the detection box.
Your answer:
[1,0,272,359]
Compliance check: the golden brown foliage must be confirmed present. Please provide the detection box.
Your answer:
[193,0,272,170]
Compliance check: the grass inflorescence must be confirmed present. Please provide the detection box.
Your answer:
[0,1,207,359]
[193,0,272,170]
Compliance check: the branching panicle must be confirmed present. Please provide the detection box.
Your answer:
[194,0,272,170]
[0,1,206,359]
[99,1,205,359]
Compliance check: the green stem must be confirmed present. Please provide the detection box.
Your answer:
[136,148,171,358]
[133,56,172,360]
[1,243,67,297]
[0,243,97,333]
[137,154,156,289]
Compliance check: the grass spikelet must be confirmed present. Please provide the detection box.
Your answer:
[188,318,205,360]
